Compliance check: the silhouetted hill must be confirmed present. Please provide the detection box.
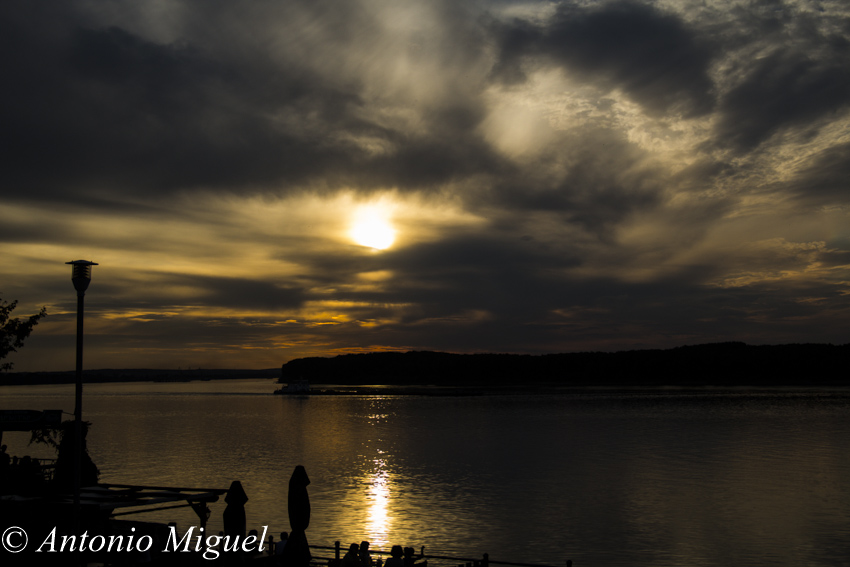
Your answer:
[279,343,850,387]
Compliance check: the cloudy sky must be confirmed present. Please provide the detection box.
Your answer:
[2,0,849,371]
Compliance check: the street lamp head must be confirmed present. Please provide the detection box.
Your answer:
[66,260,98,294]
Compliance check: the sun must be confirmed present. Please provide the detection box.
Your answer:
[350,206,396,250]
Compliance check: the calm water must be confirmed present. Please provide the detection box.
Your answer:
[2,380,850,566]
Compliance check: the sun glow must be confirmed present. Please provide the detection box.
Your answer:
[350,206,396,250]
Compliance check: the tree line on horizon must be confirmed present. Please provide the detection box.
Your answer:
[279,342,850,387]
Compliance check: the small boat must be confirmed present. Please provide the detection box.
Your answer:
[274,378,310,395]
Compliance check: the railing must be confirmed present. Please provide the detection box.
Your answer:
[273,541,572,567]
[0,457,56,489]
[38,458,57,481]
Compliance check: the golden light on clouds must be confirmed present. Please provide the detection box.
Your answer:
[204,190,482,252]
[350,204,397,250]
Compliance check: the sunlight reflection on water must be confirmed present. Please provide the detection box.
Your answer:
[366,463,391,547]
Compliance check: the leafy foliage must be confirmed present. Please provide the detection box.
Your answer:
[1,296,47,371]
[53,420,100,490]
[29,424,62,449]
[28,419,101,490]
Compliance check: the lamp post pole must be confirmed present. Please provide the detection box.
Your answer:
[66,260,97,535]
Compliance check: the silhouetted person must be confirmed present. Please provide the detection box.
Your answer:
[385,546,405,567]
[18,455,42,494]
[342,543,360,567]
[223,480,249,541]
[9,455,20,486]
[0,444,9,470]
[275,531,289,556]
[0,445,9,492]
[359,541,372,567]
[284,465,312,567]
[403,547,425,567]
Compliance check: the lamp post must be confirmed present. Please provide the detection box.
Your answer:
[66,259,97,534]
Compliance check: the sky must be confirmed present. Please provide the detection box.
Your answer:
[2,0,849,372]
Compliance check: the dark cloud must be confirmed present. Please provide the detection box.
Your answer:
[492,1,717,117]
[487,128,663,238]
[1,12,366,200]
[357,116,510,190]
[787,142,850,204]
[819,248,850,267]
[279,230,584,327]
[80,274,307,315]
[300,263,850,356]
[382,236,581,314]
[715,46,850,150]
[0,0,501,205]
[155,274,307,311]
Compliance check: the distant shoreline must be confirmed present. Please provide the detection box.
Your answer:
[4,342,850,388]
[0,368,279,386]
[277,342,850,388]
[275,384,850,397]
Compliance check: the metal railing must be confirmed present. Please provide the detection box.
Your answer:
[284,541,571,567]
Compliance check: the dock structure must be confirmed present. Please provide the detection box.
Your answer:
[92,483,227,528]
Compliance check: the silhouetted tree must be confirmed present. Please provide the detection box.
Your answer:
[0,295,47,372]
[52,420,100,492]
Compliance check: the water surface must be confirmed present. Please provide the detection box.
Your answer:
[3,380,849,566]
